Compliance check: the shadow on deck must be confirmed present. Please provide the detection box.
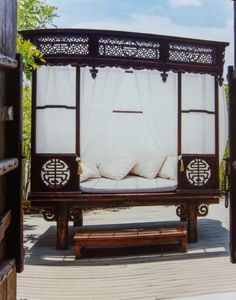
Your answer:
[24,218,229,267]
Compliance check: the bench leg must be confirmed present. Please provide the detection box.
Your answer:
[179,238,187,252]
[187,203,198,243]
[56,203,69,250]
[75,245,82,259]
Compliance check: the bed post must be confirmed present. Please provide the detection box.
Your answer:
[187,202,198,243]
[75,66,83,227]
[56,203,69,249]
[177,72,187,222]
[215,76,219,187]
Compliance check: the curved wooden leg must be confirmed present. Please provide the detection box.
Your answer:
[56,203,69,250]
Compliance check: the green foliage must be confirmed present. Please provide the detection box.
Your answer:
[219,84,229,191]
[22,85,32,200]
[17,0,58,79]
[17,0,58,31]
[17,0,58,200]
[17,36,46,79]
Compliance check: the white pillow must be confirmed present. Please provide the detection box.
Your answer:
[158,156,178,181]
[80,162,100,182]
[131,152,165,179]
[99,157,136,180]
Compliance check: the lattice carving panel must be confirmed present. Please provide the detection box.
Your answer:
[33,35,89,55]
[99,37,160,60]
[41,159,70,188]
[186,159,211,187]
[169,43,216,65]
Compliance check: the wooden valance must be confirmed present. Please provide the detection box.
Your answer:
[20,29,229,79]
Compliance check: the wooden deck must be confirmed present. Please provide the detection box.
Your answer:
[17,200,236,300]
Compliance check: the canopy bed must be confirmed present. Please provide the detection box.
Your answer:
[21,29,229,249]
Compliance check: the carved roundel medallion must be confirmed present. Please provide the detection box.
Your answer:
[186,159,211,187]
[41,159,70,188]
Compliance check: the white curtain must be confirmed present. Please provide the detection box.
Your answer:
[35,66,228,162]
[36,65,76,153]
[182,74,215,155]
[80,67,126,163]
[134,70,178,155]
[81,68,228,165]
[181,73,228,161]
[80,67,177,164]
[36,65,76,106]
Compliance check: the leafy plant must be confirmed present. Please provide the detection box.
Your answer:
[17,0,58,79]
[22,85,32,201]
[220,84,229,191]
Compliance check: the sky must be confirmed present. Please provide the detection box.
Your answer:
[46,0,234,75]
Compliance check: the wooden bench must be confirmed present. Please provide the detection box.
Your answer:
[74,223,187,259]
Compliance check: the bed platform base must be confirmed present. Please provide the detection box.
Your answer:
[29,191,220,250]
[74,223,187,259]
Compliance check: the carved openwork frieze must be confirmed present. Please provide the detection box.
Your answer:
[169,42,216,65]
[41,159,70,189]
[98,37,160,60]
[33,35,89,56]
[186,159,211,187]
[21,29,228,77]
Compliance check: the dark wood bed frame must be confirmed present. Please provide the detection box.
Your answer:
[20,29,228,249]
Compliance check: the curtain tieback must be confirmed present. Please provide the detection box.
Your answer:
[178,155,185,172]
[76,156,83,175]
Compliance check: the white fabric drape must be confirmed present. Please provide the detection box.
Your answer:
[36,65,76,153]
[80,67,126,163]
[182,74,215,155]
[81,68,228,165]
[181,73,228,160]
[35,66,228,163]
[80,67,177,164]
[36,65,76,106]
[134,70,178,155]
[36,109,76,153]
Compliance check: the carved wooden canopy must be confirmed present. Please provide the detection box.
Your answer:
[20,28,229,79]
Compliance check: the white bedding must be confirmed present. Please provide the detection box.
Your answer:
[80,175,177,194]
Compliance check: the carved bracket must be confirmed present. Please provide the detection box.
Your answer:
[42,208,56,221]
[176,203,209,219]
[197,204,209,217]
[176,204,187,219]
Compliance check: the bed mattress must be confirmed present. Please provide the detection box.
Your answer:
[80,175,177,194]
